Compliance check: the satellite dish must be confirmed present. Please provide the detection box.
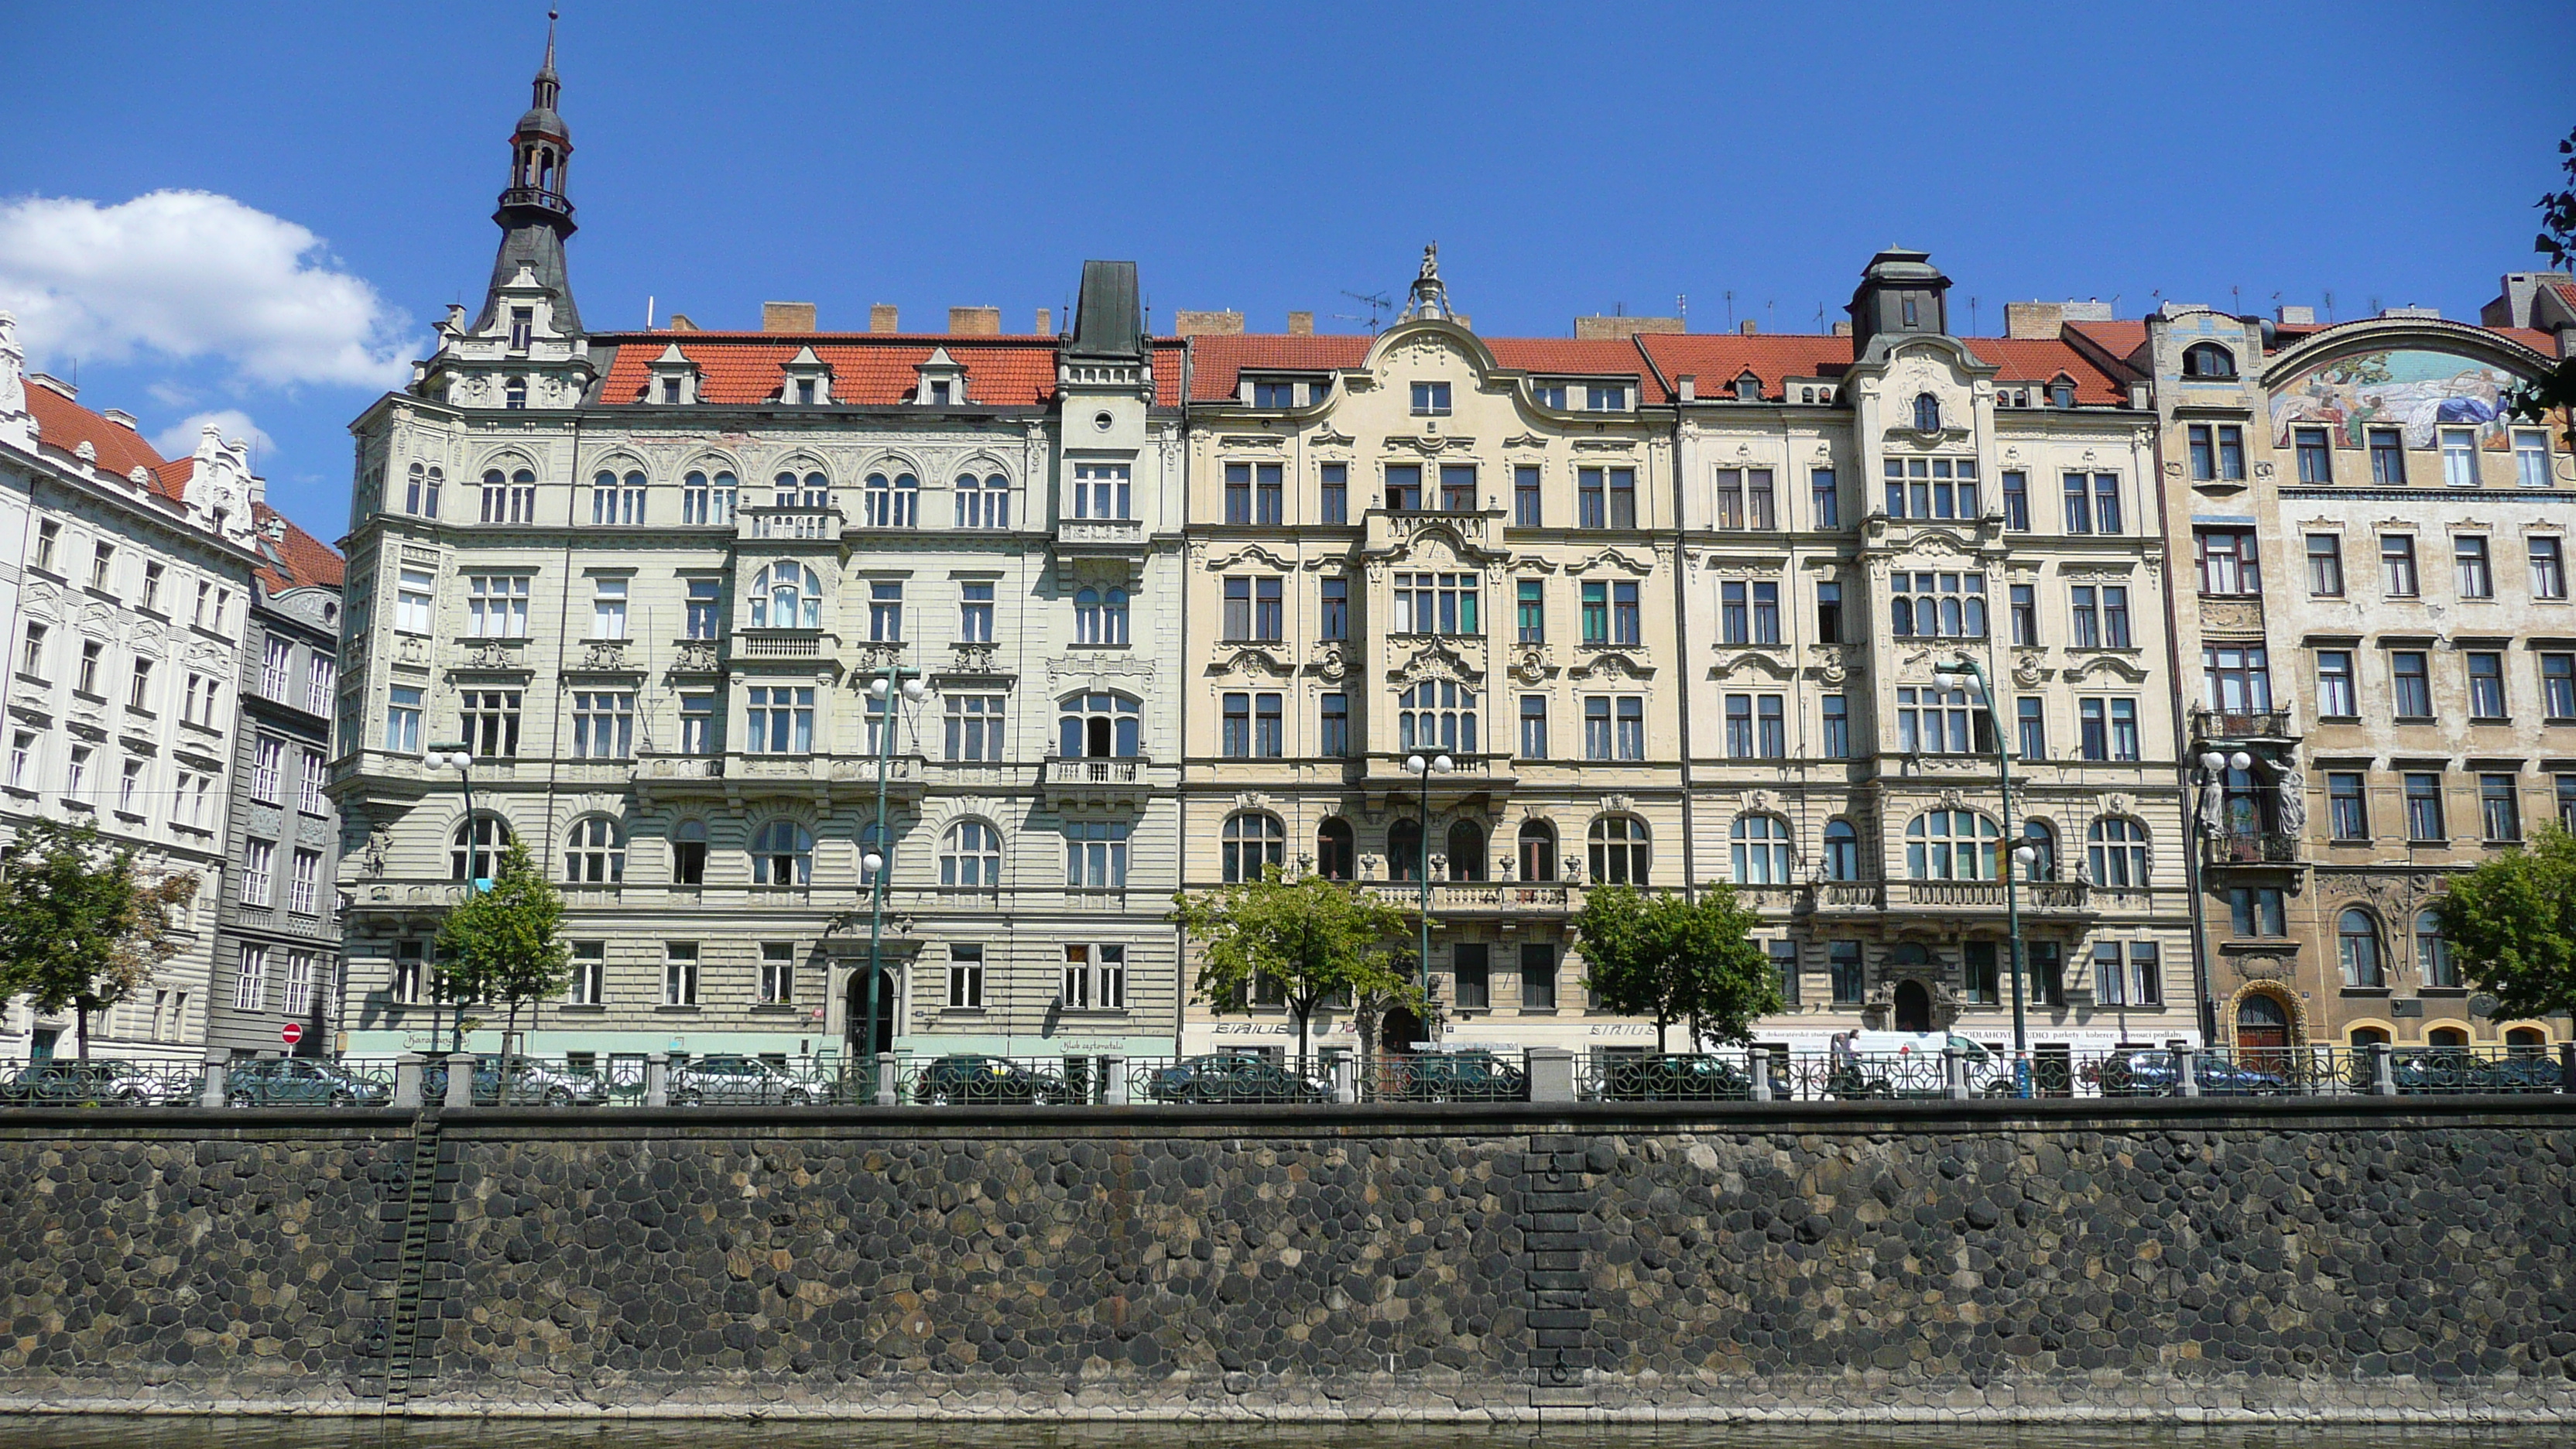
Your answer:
[2468,994,2500,1020]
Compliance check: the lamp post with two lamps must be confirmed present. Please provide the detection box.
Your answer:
[861,666,929,1096]
[426,742,481,1054]
[1930,659,2042,1081]
[1402,751,1453,1052]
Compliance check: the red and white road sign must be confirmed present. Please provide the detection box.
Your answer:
[280,1023,303,1046]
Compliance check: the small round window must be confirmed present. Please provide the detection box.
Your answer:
[1093,411,1114,432]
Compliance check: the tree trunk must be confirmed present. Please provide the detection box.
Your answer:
[1656,1016,1667,1054]
[1293,1003,1310,1065]
[74,999,91,1060]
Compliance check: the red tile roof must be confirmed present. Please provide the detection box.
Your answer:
[592,331,1191,409]
[1634,334,1855,401]
[1483,338,1672,402]
[251,502,344,593]
[1184,334,1373,402]
[22,382,174,491]
[1962,337,2129,404]
[2064,319,2148,361]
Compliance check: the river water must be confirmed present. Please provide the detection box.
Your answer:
[1,1422,2564,1449]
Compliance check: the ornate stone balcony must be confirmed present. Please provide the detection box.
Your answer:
[1053,517,1146,557]
[739,506,843,542]
[1359,881,1577,916]
[1803,879,2095,915]
[1039,753,1157,807]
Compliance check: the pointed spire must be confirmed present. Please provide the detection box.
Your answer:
[479,8,581,334]
[533,9,560,109]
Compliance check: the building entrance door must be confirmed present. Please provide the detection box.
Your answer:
[1893,981,1932,1033]
[845,968,897,1058]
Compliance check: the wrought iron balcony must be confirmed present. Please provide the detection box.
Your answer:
[2204,830,2303,866]
[2191,705,2297,743]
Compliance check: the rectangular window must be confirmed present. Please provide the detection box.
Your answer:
[1517,694,1547,759]
[2062,472,2092,533]
[936,694,1004,762]
[1224,578,1251,641]
[664,943,699,1007]
[1900,687,1981,755]
[2295,426,2334,484]
[16,621,44,678]
[2009,584,2036,646]
[1256,462,1286,523]
[760,942,796,1005]
[1615,581,1643,645]
[589,577,629,639]
[681,692,719,755]
[243,839,275,908]
[2197,531,2262,596]
[1585,384,1627,412]
[2543,653,2576,721]
[1519,944,1557,1012]
[2128,943,2163,1006]
[1821,694,1848,758]
[1960,941,1998,1005]
[252,737,283,803]
[947,945,985,1009]
[1319,463,1347,524]
[868,581,903,642]
[1514,465,1541,526]
[2094,941,2127,1007]
[118,759,143,814]
[1816,581,1843,643]
[2093,474,2122,534]
[283,952,315,1017]
[1581,582,1607,644]
[396,569,434,633]
[1771,940,1802,1008]
[1065,821,1129,889]
[2369,427,2406,485]
[1754,694,1783,759]
[1514,579,1543,642]
[1585,697,1615,761]
[1452,944,1490,1011]
[1319,693,1348,756]
[1719,581,1748,644]
[2203,645,2273,714]
[2531,537,2568,600]
[2329,772,2370,841]
[289,849,320,916]
[2000,469,2028,531]
[2381,536,2419,596]
[1883,457,1978,519]
[6,730,30,789]
[392,941,426,1005]
[1410,380,1451,416]
[2315,650,2357,718]
[2229,886,2288,937]
[2467,652,2506,720]
[305,651,334,714]
[2078,699,2107,761]
[2457,536,2494,598]
[2016,697,2046,760]
[1618,696,1648,760]
[1072,462,1130,519]
[2070,586,2100,648]
[745,686,815,754]
[1392,572,1478,636]
[2441,427,2479,488]
[567,942,605,1005]
[2187,424,2215,481]
[2404,772,2445,842]
[461,688,522,758]
[2562,774,2576,833]
[1830,941,1864,1005]
[1255,577,1283,640]
[2103,586,2132,648]
[1714,468,1776,530]
[1221,693,1252,758]
[957,581,995,643]
[2217,424,2246,481]
[2516,429,2554,488]
[66,744,91,800]
[77,640,101,696]
[1812,468,1841,529]
[2390,651,2432,718]
[571,690,635,759]
[33,520,60,572]
[233,946,268,1012]
[139,560,164,611]
[1224,463,1252,525]
[1438,464,1475,512]
[261,636,293,697]
[2480,773,2520,841]
[2307,534,2345,596]
[385,685,423,753]
[87,540,116,592]
[467,575,530,638]
[299,749,327,814]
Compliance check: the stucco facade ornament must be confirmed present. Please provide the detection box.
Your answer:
[1508,644,1555,683]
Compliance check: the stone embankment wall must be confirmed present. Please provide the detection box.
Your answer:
[0,1098,2571,1421]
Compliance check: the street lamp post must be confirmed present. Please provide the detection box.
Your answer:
[1402,752,1454,1052]
[428,742,478,1054]
[862,667,929,1097]
[1930,662,2039,1075]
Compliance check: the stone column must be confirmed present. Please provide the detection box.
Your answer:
[444,1051,474,1110]
[1526,1047,1576,1104]
[2174,1046,2200,1098]
[644,1053,670,1108]
[392,1053,425,1109]
[1749,1049,1773,1103]
[2369,1042,2396,1097]
[199,1053,228,1110]
[1943,1044,1969,1101]
[1333,1055,1358,1105]
[874,1052,899,1106]
[1101,1053,1127,1105]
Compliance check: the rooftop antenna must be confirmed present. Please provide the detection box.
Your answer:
[1338,289,1392,333]
[2231,285,2242,317]
[1968,295,1980,334]
[1723,290,1735,329]
[1676,293,1687,330]
[2366,294,2382,316]
[1765,298,1775,333]
[2323,289,2336,323]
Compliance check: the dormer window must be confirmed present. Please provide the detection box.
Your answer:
[509,307,533,351]
[504,377,529,409]
[1732,374,1761,402]
[1586,384,1628,412]
[2182,343,2237,379]
[646,344,699,405]
[660,379,682,403]
[2050,379,2077,409]
[779,345,832,406]
[1533,382,1566,409]
[1911,392,1941,431]
[1254,379,1297,408]
[913,347,968,406]
[796,379,817,405]
[1901,296,1920,329]
[928,381,951,405]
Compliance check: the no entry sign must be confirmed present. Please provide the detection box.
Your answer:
[281,1023,303,1047]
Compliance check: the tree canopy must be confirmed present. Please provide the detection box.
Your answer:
[433,838,570,1051]
[0,820,197,1057]
[2429,824,2576,1024]
[1172,866,1415,1059]
[2507,125,2576,446]
[1575,883,1779,1053]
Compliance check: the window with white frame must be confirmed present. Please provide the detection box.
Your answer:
[940,820,1003,889]
[745,687,814,753]
[392,940,427,1005]
[2440,428,2479,488]
[591,577,629,639]
[682,469,737,526]
[283,951,315,1017]
[2515,430,2554,488]
[1075,586,1130,645]
[385,686,423,753]
[947,945,985,1009]
[1889,571,1987,638]
[959,581,995,642]
[752,561,822,629]
[664,942,700,1005]
[1065,821,1129,889]
[233,945,269,1012]
[1062,944,1127,1009]
[243,839,276,907]
[467,575,531,637]
[760,943,796,1005]
[591,468,648,525]
[1073,463,1131,519]
[289,849,321,915]
[863,471,919,529]
[262,637,293,697]
[305,650,334,714]
[1397,680,1478,753]
[480,468,538,523]
[252,737,284,803]
[567,942,605,1005]
[461,689,521,758]
[396,569,434,633]
[571,691,634,759]
[944,694,1004,761]
[955,471,1009,529]
[299,749,327,814]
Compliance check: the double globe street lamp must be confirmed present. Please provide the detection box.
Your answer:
[1402,751,1454,1053]
[861,671,930,1093]
[427,742,481,1054]
[1930,659,2040,1084]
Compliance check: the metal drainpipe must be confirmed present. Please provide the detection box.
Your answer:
[1664,387,1699,905]
[2136,375,2218,1045]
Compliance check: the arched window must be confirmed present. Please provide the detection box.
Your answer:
[2413,909,2456,988]
[2427,1026,2469,1049]
[1222,812,1285,883]
[1057,692,1141,759]
[940,820,1002,889]
[2086,817,2151,888]
[1730,814,1792,885]
[403,463,442,517]
[480,467,536,523]
[752,820,814,886]
[591,468,646,526]
[751,560,822,629]
[774,469,829,509]
[1906,810,1998,880]
[2181,343,2237,379]
[863,471,919,528]
[2348,1026,2389,1047]
[1388,819,1425,882]
[1588,815,1649,885]
[563,816,624,883]
[672,819,708,885]
[683,469,737,526]
[2337,908,2384,988]
[1911,392,1941,431]
[1518,819,1558,882]
[504,377,528,409]
[1316,818,1356,881]
[954,471,1009,529]
[2505,1026,2548,1053]
[1074,587,1132,646]
[1447,820,1486,882]
[2022,820,2059,881]
[1822,820,1861,881]
[450,814,512,883]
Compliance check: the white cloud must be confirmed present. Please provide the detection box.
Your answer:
[0,190,414,389]
[156,409,274,464]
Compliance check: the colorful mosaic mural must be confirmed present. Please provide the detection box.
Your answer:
[2268,348,2523,449]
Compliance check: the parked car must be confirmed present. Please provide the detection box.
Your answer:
[1386,1050,1528,1102]
[1146,1053,1329,1105]
[421,1054,610,1106]
[226,1057,392,1108]
[670,1054,820,1106]
[913,1054,1066,1106]
[1601,1053,1751,1102]
[0,1059,191,1107]
[2094,1050,2287,1098]
[2393,1049,2564,1095]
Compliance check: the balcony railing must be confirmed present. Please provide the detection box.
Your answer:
[742,509,842,541]
[2192,706,2295,742]
[1043,755,1146,786]
[2204,830,2301,865]
[739,630,824,659]
[1809,880,2093,912]
[1055,518,1146,551]
[1361,881,1574,913]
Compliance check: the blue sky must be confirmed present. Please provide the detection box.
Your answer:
[3,0,2571,538]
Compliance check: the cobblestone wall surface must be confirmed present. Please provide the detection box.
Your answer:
[0,1101,2571,1420]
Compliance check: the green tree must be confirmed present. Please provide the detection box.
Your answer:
[1171,866,1415,1060]
[0,821,197,1058]
[2506,125,2576,446]
[2429,824,2576,1024]
[433,839,569,1056]
[1575,883,1779,1053]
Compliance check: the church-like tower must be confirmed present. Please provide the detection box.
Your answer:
[476,12,581,335]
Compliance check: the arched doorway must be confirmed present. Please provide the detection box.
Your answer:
[2236,992,2291,1075]
[1893,980,1932,1033]
[845,968,898,1057]
[1379,1005,1424,1054]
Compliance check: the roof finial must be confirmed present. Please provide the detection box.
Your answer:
[1404,242,1451,322]
[544,9,560,77]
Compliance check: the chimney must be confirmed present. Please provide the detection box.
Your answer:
[949,306,1002,336]
[666,313,700,331]
[1574,315,1685,341]
[869,304,899,334]
[1035,307,1053,334]
[2276,304,2316,326]
[2379,304,2441,320]
[1830,320,1853,337]
[29,372,74,399]
[1288,311,1315,337]
[1174,310,1245,337]
[102,409,139,431]
[2004,301,2064,340]
[1676,375,1697,402]
[1738,319,1759,335]
[762,301,817,333]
